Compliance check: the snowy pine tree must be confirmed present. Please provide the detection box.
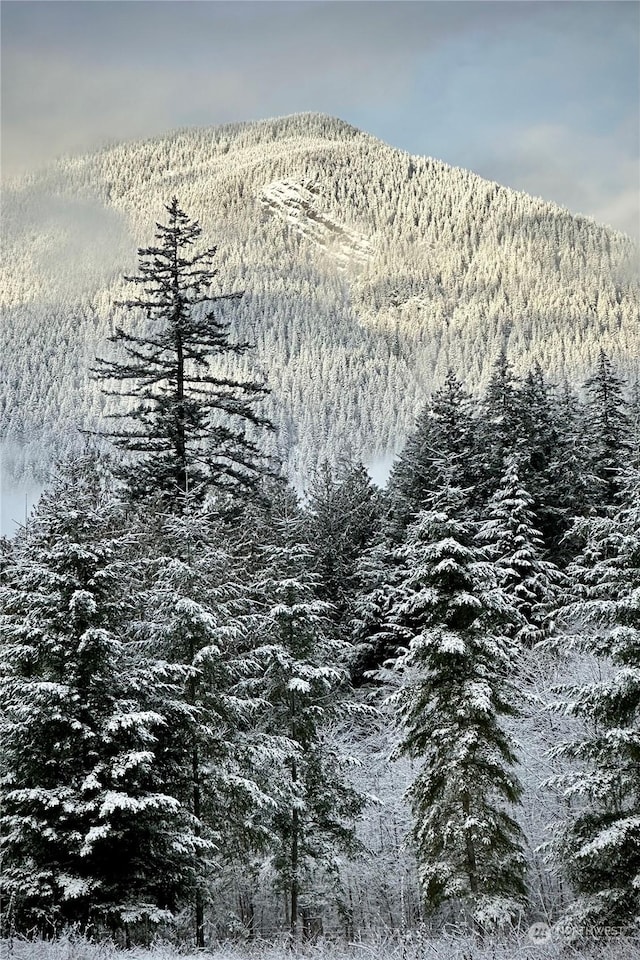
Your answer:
[628,380,640,469]
[552,468,640,929]
[388,370,478,529]
[305,461,381,646]
[0,457,193,939]
[389,487,527,923]
[516,364,565,552]
[93,198,271,503]
[479,457,562,647]
[582,350,631,507]
[548,379,594,561]
[350,534,405,681]
[478,351,522,501]
[250,489,366,939]
[132,502,276,946]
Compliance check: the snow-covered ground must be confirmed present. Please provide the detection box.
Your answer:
[4,931,640,960]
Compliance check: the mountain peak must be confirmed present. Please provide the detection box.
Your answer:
[1,114,638,489]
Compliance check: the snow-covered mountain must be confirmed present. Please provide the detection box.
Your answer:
[1,112,638,485]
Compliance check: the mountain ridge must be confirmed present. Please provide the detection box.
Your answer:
[9,111,635,242]
[1,112,638,487]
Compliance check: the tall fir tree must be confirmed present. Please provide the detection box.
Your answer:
[90,198,276,941]
[628,380,640,469]
[479,350,522,501]
[389,487,527,923]
[552,468,640,929]
[305,461,381,642]
[479,457,562,647]
[132,502,279,947]
[516,364,564,553]
[350,534,405,681]
[548,380,594,561]
[93,198,271,503]
[582,349,631,507]
[250,489,366,939]
[387,370,479,531]
[0,457,196,940]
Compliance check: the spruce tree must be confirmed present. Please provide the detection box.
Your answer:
[132,502,279,947]
[251,489,366,939]
[350,535,405,681]
[305,461,381,641]
[479,350,522,500]
[553,468,640,929]
[548,379,594,560]
[390,487,527,923]
[93,198,271,503]
[582,349,631,507]
[628,380,640,469]
[516,364,564,552]
[90,198,275,942]
[479,457,562,647]
[0,456,195,939]
[387,370,478,530]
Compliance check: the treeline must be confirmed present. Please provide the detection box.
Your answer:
[1,201,639,948]
[2,357,639,946]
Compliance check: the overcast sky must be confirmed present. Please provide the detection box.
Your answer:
[2,0,639,237]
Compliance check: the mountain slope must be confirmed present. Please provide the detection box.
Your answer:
[1,113,638,485]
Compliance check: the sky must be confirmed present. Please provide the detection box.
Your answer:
[1,0,639,238]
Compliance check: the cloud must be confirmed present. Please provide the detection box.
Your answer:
[2,189,134,302]
[1,0,637,241]
[473,123,639,240]
[0,0,537,176]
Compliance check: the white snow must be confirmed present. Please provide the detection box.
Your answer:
[260,179,373,268]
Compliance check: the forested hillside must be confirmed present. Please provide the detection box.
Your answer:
[3,344,640,949]
[1,113,638,485]
[2,198,640,953]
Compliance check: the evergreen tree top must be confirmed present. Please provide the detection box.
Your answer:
[92,199,273,504]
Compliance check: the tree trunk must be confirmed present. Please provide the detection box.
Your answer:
[193,742,205,947]
[290,801,299,940]
[462,791,478,897]
[188,630,205,951]
[171,224,187,498]
[288,681,300,942]
[239,886,255,940]
[175,329,187,496]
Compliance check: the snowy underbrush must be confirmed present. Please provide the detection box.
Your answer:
[3,929,640,960]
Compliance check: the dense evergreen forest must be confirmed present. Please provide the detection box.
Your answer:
[1,199,640,952]
[2,114,639,488]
